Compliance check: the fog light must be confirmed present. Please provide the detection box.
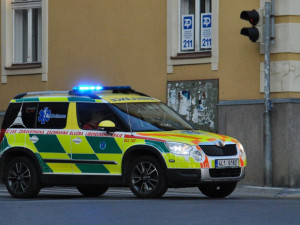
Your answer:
[193,151,203,162]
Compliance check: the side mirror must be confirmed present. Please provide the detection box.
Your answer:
[98,120,116,133]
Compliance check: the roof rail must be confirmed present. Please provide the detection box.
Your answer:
[13,91,69,99]
[13,90,102,100]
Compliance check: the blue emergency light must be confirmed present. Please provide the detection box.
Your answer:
[72,85,132,92]
[73,86,103,92]
[69,85,145,99]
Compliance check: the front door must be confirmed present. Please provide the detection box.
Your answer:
[71,103,124,175]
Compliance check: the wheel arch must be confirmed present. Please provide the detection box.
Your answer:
[0,147,43,182]
[122,145,168,181]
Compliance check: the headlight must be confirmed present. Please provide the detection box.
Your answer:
[166,142,192,155]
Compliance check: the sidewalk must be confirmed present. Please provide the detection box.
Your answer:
[168,185,300,199]
[233,185,300,199]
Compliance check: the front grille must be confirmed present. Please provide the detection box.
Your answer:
[209,168,241,178]
[199,144,237,156]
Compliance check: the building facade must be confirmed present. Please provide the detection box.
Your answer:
[1,0,300,187]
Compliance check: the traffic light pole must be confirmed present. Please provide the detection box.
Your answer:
[240,1,275,187]
[263,1,273,187]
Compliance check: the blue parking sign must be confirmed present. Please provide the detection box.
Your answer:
[202,14,211,28]
[183,16,193,29]
[201,13,212,49]
[182,15,194,50]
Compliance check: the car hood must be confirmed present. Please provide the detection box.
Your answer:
[135,130,239,146]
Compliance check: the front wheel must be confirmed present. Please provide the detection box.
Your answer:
[76,185,109,197]
[198,182,237,198]
[5,157,41,198]
[128,156,168,198]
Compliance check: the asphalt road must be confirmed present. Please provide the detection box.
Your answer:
[1,185,300,225]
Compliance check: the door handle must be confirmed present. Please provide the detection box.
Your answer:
[29,135,39,143]
[72,137,82,144]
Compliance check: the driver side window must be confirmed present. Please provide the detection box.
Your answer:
[76,103,123,131]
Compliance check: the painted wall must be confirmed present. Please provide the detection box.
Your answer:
[1,0,300,110]
[0,0,167,110]
[48,0,167,102]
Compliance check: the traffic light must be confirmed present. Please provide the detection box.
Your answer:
[240,9,263,43]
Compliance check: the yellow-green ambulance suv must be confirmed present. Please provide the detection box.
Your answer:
[0,86,246,198]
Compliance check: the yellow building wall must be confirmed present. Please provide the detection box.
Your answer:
[47,0,167,101]
[0,0,167,110]
[1,0,300,111]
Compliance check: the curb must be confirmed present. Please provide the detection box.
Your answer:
[233,185,300,199]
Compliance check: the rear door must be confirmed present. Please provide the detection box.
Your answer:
[32,102,72,174]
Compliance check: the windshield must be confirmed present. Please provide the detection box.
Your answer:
[111,102,194,132]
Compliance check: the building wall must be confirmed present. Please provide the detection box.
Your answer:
[1,0,299,106]
[219,100,300,188]
[1,0,168,111]
[48,0,167,102]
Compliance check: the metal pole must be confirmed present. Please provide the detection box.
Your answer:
[271,0,275,44]
[263,2,272,187]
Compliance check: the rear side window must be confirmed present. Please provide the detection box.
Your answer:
[22,103,38,128]
[2,103,37,128]
[1,103,22,129]
[36,103,69,129]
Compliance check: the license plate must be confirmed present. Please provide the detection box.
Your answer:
[215,159,239,168]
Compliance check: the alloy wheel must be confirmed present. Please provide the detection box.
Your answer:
[7,162,31,195]
[131,161,159,194]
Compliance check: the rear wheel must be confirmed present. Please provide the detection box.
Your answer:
[198,182,237,198]
[5,157,41,198]
[76,185,109,197]
[128,156,168,198]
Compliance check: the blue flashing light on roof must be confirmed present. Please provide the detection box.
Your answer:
[73,86,103,92]
[72,85,132,92]
[69,85,147,99]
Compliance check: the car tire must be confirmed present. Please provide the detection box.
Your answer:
[198,182,237,198]
[76,185,109,197]
[128,156,168,198]
[5,157,41,198]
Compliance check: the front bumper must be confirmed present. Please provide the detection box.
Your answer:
[166,167,245,187]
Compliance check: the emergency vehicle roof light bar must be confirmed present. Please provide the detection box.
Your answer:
[72,85,132,92]
[71,85,149,97]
